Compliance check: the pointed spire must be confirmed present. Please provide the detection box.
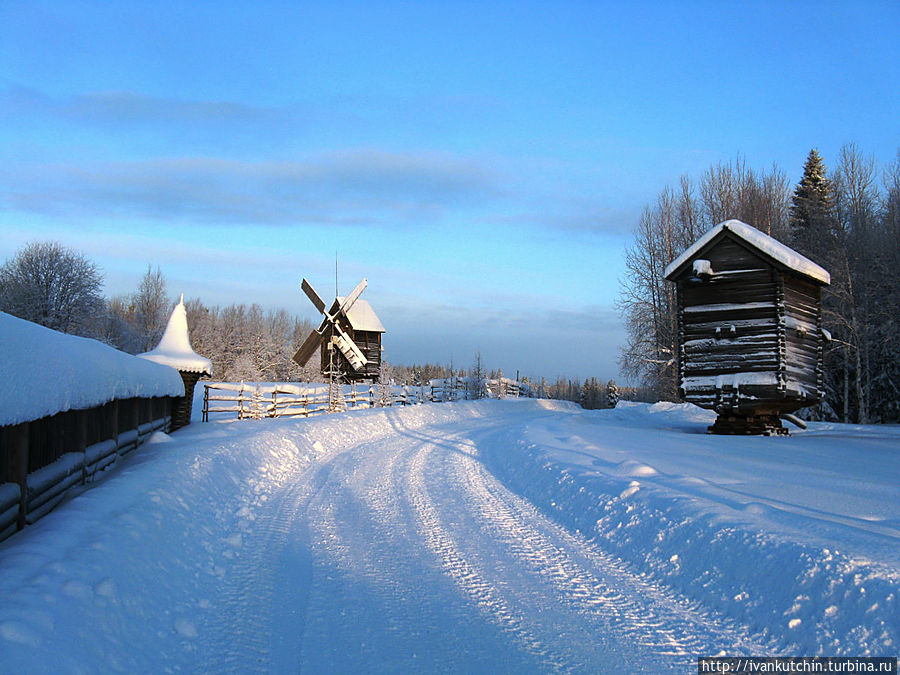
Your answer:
[138,294,212,375]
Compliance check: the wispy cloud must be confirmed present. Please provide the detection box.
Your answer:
[0,151,502,227]
[0,85,332,144]
[0,85,639,235]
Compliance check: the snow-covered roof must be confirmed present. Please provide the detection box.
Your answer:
[138,296,213,375]
[0,312,185,427]
[664,220,831,285]
[332,297,385,333]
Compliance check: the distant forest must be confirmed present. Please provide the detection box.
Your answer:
[618,144,900,423]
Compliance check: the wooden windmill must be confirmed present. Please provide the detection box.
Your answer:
[292,278,385,405]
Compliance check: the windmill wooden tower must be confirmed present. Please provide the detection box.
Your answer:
[292,278,385,407]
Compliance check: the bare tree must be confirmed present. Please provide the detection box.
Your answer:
[0,241,103,335]
[620,159,796,400]
[132,265,170,352]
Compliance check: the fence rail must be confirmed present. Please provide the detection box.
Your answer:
[202,377,530,421]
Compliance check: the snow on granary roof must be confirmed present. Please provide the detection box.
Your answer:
[333,297,385,333]
[0,311,185,427]
[138,296,213,375]
[664,219,831,285]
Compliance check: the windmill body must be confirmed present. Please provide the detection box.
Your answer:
[293,278,385,383]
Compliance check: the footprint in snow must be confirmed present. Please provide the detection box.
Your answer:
[175,618,197,638]
[0,620,42,646]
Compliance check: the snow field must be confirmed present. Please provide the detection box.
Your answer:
[0,398,897,672]
[481,400,900,657]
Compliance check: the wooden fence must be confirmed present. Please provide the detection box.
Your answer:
[202,377,530,421]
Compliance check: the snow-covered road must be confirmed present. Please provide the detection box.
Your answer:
[1,400,897,672]
[294,411,769,672]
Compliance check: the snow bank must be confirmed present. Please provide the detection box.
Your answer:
[481,401,899,656]
[0,312,185,427]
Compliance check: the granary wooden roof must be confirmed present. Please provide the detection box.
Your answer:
[664,219,831,285]
[331,297,385,333]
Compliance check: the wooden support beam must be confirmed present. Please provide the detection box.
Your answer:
[9,423,29,530]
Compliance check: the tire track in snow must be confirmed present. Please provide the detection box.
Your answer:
[406,442,571,672]
[399,421,774,672]
[454,429,773,661]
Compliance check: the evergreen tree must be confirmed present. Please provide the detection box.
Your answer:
[607,379,619,408]
[789,149,836,262]
[580,378,591,409]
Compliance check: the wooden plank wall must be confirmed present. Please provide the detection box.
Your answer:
[782,277,825,399]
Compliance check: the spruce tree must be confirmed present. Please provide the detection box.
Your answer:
[607,379,619,408]
[790,149,835,262]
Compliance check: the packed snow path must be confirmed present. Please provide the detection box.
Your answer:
[2,400,896,672]
[295,414,769,673]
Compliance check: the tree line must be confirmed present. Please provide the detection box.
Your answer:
[0,254,627,405]
[0,249,318,382]
[618,145,900,423]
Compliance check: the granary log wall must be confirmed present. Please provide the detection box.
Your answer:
[677,239,783,410]
[782,277,825,400]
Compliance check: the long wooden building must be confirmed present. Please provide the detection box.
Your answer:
[664,220,831,434]
[0,312,185,540]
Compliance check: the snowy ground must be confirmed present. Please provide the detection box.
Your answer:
[0,399,897,672]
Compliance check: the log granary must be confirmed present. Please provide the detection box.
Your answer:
[293,278,385,383]
[664,220,831,435]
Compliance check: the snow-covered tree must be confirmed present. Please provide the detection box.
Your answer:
[607,379,619,408]
[0,241,103,335]
[468,352,487,400]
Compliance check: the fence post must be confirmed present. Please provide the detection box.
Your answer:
[202,385,209,422]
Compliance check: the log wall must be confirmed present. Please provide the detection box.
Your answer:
[674,235,825,415]
[0,397,172,542]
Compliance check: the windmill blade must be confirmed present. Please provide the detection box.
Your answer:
[338,278,367,316]
[301,278,327,315]
[332,327,368,371]
[292,328,324,367]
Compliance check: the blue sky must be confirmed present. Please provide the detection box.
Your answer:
[1,1,898,381]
